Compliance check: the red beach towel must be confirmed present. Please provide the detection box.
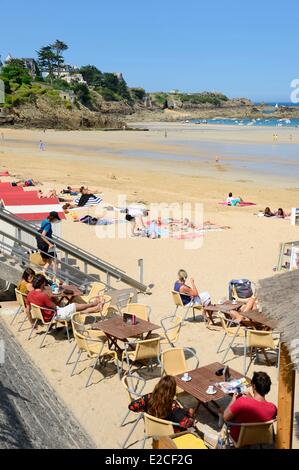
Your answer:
[218,201,256,206]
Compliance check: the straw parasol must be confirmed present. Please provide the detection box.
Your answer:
[254,269,299,448]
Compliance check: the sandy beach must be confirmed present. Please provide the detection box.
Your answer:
[0,122,299,448]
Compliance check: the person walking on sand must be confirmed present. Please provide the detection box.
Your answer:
[39,140,45,151]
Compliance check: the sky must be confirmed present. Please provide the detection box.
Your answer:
[0,0,298,101]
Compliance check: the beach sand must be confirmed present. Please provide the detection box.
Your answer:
[0,123,298,448]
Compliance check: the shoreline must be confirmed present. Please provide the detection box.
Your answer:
[1,124,299,189]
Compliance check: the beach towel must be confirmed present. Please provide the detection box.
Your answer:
[218,201,256,207]
[0,171,10,177]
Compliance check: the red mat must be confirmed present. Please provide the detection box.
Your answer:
[218,201,256,206]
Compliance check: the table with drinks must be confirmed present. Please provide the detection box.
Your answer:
[92,314,160,354]
[175,362,250,418]
[46,283,83,306]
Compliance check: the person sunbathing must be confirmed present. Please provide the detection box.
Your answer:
[228,296,265,327]
[263,207,275,217]
[61,186,80,195]
[75,215,112,225]
[12,179,41,187]
[38,189,61,199]
[275,208,285,218]
[226,192,243,206]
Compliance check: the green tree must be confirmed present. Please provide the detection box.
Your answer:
[80,65,103,86]
[117,77,131,101]
[0,63,31,86]
[37,46,56,83]
[71,82,91,107]
[51,40,69,78]
[101,73,119,92]
[130,87,146,101]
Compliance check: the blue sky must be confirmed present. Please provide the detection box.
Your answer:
[1,0,298,101]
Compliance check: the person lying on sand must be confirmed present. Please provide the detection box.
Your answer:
[275,208,288,218]
[12,179,42,187]
[263,207,275,217]
[74,215,113,226]
[61,186,80,195]
[38,189,73,203]
[38,189,58,198]
[61,185,101,195]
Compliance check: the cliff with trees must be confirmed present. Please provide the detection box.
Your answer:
[2,39,294,128]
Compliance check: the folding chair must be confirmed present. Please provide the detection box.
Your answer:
[216,313,247,363]
[244,329,280,375]
[121,373,146,449]
[11,289,28,331]
[28,304,71,348]
[171,291,194,323]
[223,419,276,448]
[142,413,178,448]
[159,314,183,348]
[68,313,120,387]
[122,337,161,374]
[152,431,208,449]
[65,312,107,365]
[160,347,199,377]
[111,291,134,316]
[122,303,151,322]
[80,282,106,303]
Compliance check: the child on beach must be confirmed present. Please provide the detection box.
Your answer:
[226,192,243,206]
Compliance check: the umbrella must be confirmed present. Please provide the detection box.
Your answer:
[74,195,102,207]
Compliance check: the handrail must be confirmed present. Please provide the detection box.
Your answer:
[0,230,99,288]
[0,208,150,293]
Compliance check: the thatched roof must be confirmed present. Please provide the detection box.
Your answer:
[255,269,299,371]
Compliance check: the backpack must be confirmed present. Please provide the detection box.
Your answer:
[229,279,253,300]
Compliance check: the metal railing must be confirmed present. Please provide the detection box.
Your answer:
[0,208,150,293]
[0,230,99,290]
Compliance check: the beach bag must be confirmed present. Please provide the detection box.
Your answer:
[29,252,46,266]
[229,279,253,300]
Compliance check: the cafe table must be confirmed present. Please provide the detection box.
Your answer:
[175,361,249,418]
[203,301,243,328]
[46,284,83,306]
[92,316,160,354]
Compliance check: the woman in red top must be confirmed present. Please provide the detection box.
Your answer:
[27,274,105,323]
[129,375,195,432]
[223,371,277,442]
